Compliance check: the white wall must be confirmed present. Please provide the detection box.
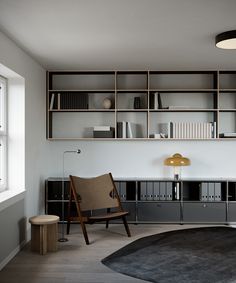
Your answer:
[46,140,236,180]
[0,31,46,268]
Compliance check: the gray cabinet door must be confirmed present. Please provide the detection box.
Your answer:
[111,202,136,223]
[183,202,226,223]
[228,203,236,223]
[137,202,180,222]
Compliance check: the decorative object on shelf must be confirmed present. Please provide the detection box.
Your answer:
[216,30,236,49]
[59,149,81,243]
[164,153,190,180]
[133,97,141,109]
[102,97,112,109]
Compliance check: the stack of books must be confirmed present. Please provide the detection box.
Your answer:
[219,132,236,138]
[93,126,114,138]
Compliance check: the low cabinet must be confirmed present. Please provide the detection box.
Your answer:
[45,178,236,224]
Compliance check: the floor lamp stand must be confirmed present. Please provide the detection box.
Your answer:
[58,149,81,242]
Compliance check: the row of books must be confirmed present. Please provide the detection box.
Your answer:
[117,121,133,138]
[149,92,162,109]
[49,92,88,110]
[157,122,217,139]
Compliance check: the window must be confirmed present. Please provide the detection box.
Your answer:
[0,76,7,192]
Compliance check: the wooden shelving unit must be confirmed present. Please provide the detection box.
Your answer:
[46,70,236,140]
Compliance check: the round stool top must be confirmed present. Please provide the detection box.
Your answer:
[29,215,59,225]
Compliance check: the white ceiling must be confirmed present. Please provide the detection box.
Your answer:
[0,0,236,70]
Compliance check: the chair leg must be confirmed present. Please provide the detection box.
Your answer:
[66,220,71,235]
[106,208,110,229]
[122,216,131,237]
[80,221,90,245]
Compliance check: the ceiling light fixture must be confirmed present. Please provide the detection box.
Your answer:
[215,30,236,49]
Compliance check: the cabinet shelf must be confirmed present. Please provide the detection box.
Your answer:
[46,70,236,140]
[49,89,115,93]
[149,109,218,112]
[117,109,148,112]
[149,89,218,92]
[49,109,115,112]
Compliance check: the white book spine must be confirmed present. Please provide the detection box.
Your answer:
[213,122,217,138]
[173,122,176,139]
[57,93,61,110]
[126,122,133,138]
[94,126,111,131]
[122,121,126,138]
[49,93,55,110]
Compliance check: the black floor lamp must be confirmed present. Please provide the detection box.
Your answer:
[58,149,81,242]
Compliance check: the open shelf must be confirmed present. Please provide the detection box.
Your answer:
[46,70,236,140]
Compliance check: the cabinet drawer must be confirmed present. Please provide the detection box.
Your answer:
[228,203,236,222]
[137,202,180,222]
[183,202,226,223]
[111,202,136,223]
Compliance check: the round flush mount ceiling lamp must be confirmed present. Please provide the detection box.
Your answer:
[216,30,236,49]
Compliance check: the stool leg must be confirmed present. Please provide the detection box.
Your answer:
[47,223,58,252]
[40,225,47,255]
[31,224,40,253]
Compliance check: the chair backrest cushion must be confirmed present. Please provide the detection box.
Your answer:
[70,174,119,211]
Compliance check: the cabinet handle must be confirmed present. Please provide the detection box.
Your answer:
[156,204,162,208]
[202,204,207,208]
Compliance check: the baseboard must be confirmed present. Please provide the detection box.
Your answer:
[0,239,27,271]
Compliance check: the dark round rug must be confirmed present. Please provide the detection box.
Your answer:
[102,227,236,283]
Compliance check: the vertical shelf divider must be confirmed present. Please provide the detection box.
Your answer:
[147,70,150,139]
[114,71,117,139]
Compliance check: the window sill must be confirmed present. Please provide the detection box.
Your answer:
[0,189,25,213]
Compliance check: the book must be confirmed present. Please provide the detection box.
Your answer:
[126,122,133,138]
[93,129,114,138]
[57,93,61,110]
[93,126,111,131]
[149,133,161,139]
[122,121,126,138]
[49,93,55,110]
[149,93,154,109]
[60,92,88,109]
[117,122,126,138]
[157,93,163,109]
[219,132,236,137]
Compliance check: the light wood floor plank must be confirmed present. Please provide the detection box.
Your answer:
[0,224,212,283]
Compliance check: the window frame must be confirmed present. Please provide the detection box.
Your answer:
[0,75,7,192]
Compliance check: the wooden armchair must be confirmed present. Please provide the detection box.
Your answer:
[67,173,131,244]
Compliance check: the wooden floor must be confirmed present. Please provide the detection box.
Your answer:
[0,223,209,283]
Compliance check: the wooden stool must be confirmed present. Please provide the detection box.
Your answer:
[29,215,59,255]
